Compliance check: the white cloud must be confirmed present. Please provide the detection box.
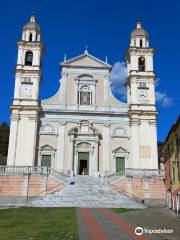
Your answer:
[110,61,127,100]
[110,61,173,107]
[155,91,173,107]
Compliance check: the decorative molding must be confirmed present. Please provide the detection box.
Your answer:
[10,114,20,121]
[113,127,128,138]
[103,122,111,127]
[58,121,67,126]
[40,124,56,135]
[112,146,129,153]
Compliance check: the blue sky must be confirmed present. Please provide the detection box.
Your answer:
[0,0,179,141]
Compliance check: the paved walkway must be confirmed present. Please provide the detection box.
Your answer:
[77,208,149,240]
[77,208,180,240]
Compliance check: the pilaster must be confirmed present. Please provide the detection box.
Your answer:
[102,123,111,174]
[56,121,66,170]
[7,114,20,165]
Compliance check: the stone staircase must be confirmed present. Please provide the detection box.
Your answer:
[28,175,145,208]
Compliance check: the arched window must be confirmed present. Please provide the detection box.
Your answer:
[138,57,145,71]
[29,33,33,41]
[140,39,143,47]
[25,51,33,66]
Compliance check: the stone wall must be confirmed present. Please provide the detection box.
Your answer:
[113,176,166,206]
[0,174,63,205]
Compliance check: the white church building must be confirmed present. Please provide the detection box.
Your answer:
[7,15,158,176]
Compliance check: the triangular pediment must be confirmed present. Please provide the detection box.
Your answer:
[113,146,128,153]
[61,52,111,69]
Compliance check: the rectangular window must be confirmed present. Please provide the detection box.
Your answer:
[138,82,147,88]
[21,77,32,84]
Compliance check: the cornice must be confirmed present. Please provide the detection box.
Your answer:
[128,109,158,116]
[15,68,42,75]
[10,104,41,112]
[126,47,156,55]
[17,40,44,49]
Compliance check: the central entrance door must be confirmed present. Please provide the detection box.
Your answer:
[78,152,89,175]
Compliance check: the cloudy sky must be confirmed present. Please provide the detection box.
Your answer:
[0,0,179,141]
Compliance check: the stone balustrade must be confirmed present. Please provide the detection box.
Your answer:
[105,168,165,184]
[0,166,70,183]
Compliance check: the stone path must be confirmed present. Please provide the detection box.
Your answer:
[29,176,145,208]
[119,207,180,240]
[76,208,149,240]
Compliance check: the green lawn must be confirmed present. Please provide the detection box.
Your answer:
[0,207,78,240]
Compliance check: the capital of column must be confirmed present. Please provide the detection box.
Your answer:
[130,119,140,126]
[74,145,78,152]
[58,121,66,126]
[10,114,20,121]
[149,119,157,126]
[70,135,75,142]
[29,115,39,122]
[61,69,68,77]
[103,122,111,127]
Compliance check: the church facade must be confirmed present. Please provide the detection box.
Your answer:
[7,15,158,176]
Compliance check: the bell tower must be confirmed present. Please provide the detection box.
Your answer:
[125,20,158,169]
[7,14,44,166]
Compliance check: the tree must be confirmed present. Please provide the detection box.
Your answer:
[0,122,10,165]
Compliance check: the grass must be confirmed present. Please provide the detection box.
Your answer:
[0,207,78,240]
[111,208,142,214]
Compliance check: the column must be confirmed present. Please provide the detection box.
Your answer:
[37,148,41,166]
[56,121,66,170]
[69,135,74,173]
[89,150,93,176]
[130,119,140,168]
[28,115,38,166]
[93,138,99,176]
[32,31,36,41]
[149,120,158,169]
[74,79,78,106]
[74,145,78,175]
[17,46,23,65]
[103,75,109,105]
[59,69,67,105]
[102,123,110,174]
[33,48,40,66]
[112,155,116,173]
[7,113,20,165]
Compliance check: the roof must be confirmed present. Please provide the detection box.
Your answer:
[60,51,112,69]
[131,20,148,38]
[163,115,180,144]
[23,14,40,32]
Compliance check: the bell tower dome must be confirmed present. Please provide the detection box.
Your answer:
[22,14,41,42]
[130,20,149,48]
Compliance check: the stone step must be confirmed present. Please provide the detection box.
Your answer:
[29,176,145,208]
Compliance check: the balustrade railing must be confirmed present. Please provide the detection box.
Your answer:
[105,168,165,183]
[0,166,70,182]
